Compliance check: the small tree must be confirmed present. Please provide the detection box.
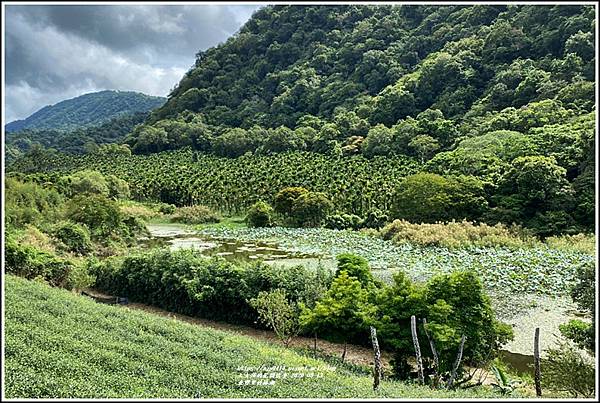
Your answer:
[300,271,374,361]
[53,221,92,255]
[291,191,333,227]
[67,170,109,197]
[106,174,131,200]
[335,253,374,288]
[66,195,123,239]
[249,289,301,347]
[273,187,308,217]
[246,201,274,227]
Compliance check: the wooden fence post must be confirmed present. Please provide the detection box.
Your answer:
[411,315,425,384]
[534,327,542,397]
[422,318,440,388]
[447,334,466,389]
[370,326,382,391]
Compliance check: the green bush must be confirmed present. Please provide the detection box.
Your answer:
[170,205,221,224]
[325,213,363,230]
[66,170,110,196]
[5,237,92,290]
[300,271,375,352]
[106,174,130,200]
[246,201,275,227]
[66,195,145,245]
[559,320,594,353]
[376,270,513,380]
[325,209,388,230]
[119,203,157,221]
[53,221,92,255]
[5,177,63,228]
[392,173,488,223]
[273,187,309,217]
[362,208,389,229]
[121,214,149,241]
[273,187,332,227]
[291,191,333,227]
[334,253,375,288]
[66,195,123,238]
[158,203,176,215]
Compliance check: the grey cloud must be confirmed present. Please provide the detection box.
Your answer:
[4,4,262,122]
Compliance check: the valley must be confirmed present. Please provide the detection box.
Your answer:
[3,3,597,400]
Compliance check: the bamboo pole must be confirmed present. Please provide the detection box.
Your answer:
[422,318,440,388]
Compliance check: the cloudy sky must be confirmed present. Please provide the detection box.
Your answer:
[4,4,263,122]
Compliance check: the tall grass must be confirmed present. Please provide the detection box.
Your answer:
[379,220,596,255]
[380,220,536,249]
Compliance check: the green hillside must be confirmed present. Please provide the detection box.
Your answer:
[130,4,594,148]
[4,275,500,398]
[5,90,165,133]
[5,111,150,162]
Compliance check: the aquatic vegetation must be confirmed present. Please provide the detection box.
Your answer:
[196,227,594,297]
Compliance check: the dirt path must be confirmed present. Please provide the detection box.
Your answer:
[84,289,394,370]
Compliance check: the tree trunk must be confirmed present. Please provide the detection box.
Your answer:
[422,318,440,388]
[411,315,425,385]
[534,327,542,397]
[370,326,382,391]
[341,341,347,363]
[447,334,466,389]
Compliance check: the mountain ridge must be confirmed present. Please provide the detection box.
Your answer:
[5,90,166,133]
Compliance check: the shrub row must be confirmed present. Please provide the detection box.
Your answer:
[89,249,333,325]
[5,237,92,290]
[325,208,389,230]
[89,249,513,382]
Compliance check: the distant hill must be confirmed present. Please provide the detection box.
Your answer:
[5,90,165,132]
[4,111,151,162]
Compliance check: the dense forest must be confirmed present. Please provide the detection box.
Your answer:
[5,90,165,132]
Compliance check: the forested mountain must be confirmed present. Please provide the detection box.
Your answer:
[5,112,150,162]
[5,90,165,132]
[126,4,594,154]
